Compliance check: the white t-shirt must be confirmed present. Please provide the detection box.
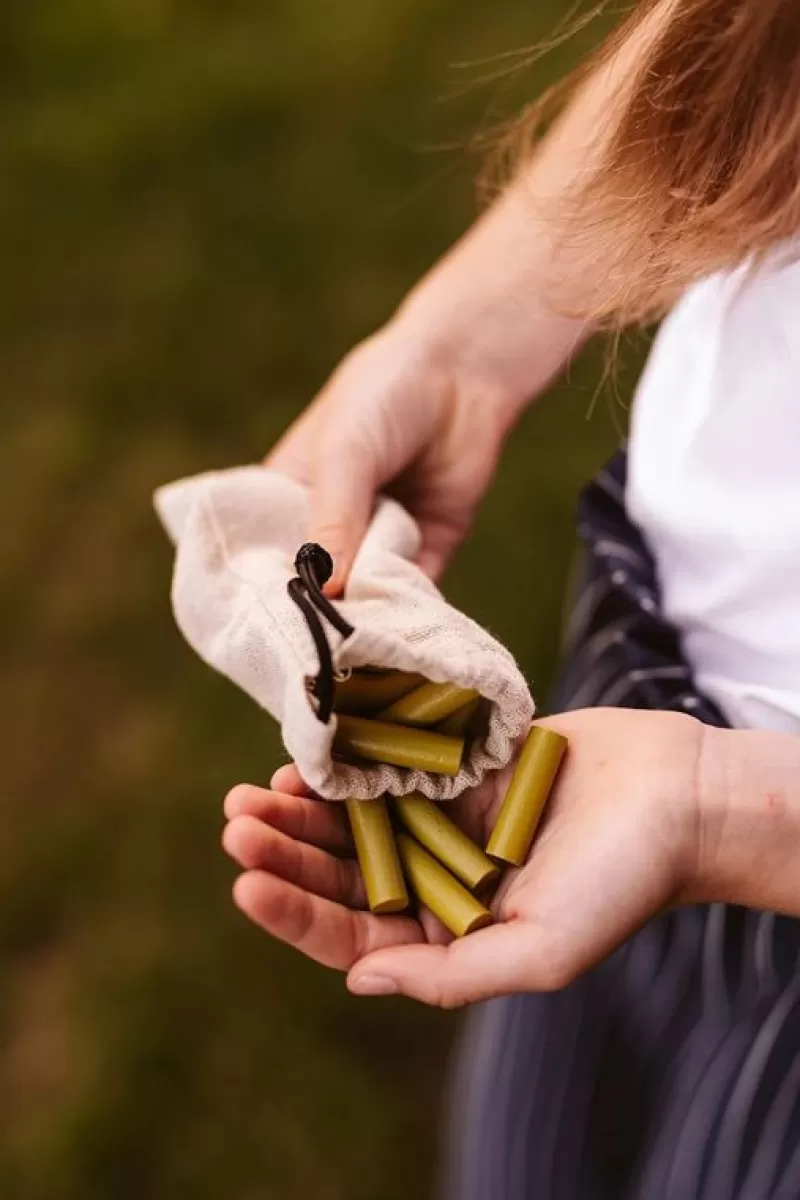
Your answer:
[627,257,800,733]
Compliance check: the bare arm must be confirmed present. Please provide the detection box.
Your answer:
[267,1,672,588]
[392,0,671,421]
[693,726,800,916]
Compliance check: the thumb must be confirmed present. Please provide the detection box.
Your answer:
[308,445,377,596]
[346,923,557,1008]
[416,512,472,582]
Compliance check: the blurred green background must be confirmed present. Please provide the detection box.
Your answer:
[0,2,638,1197]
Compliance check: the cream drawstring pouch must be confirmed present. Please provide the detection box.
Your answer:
[155,465,534,801]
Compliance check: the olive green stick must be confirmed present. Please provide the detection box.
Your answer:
[380,681,480,728]
[486,726,568,867]
[397,834,493,937]
[436,696,482,738]
[334,670,425,715]
[395,793,499,892]
[345,797,409,914]
[334,714,463,776]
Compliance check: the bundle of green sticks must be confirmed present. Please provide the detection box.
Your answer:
[331,668,567,937]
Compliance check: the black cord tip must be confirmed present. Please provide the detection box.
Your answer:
[295,542,334,588]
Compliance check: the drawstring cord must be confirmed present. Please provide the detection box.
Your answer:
[287,543,354,724]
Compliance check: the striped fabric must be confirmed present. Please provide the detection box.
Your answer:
[444,451,800,1200]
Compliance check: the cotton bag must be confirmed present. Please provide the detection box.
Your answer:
[155,465,534,801]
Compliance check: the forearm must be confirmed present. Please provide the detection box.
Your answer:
[695,725,800,916]
[392,0,673,424]
[393,183,590,428]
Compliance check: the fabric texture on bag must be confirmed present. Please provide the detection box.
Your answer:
[155,465,534,801]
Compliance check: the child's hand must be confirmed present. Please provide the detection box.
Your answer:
[223,709,708,1007]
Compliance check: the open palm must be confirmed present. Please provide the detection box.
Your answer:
[223,710,707,1007]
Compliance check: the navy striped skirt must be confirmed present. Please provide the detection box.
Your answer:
[445,451,800,1200]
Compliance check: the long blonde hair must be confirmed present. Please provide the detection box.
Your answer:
[493,0,800,325]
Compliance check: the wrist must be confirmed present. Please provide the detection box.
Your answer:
[691,725,800,914]
[392,285,587,435]
[390,195,591,430]
[388,293,526,433]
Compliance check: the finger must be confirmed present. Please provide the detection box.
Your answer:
[445,776,501,846]
[223,816,365,907]
[264,438,309,481]
[269,764,309,795]
[347,922,536,1007]
[416,516,468,582]
[233,871,423,971]
[266,767,497,856]
[418,907,454,946]
[308,448,376,595]
[223,784,351,854]
[416,546,448,582]
[263,395,324,478]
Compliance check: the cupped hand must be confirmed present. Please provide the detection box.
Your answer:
[223,709,712,1007]
[265,323,515,592]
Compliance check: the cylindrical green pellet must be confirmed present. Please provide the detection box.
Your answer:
[380,681,480,727]
[395,793,499,892]
[436,696,482,738]
[334,670,425,715]
[345,797,408,914]
[486,726,568,867]
[334,715,463,776]
[397,834,493,937]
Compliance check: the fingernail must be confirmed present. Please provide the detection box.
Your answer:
[349,974,397,997]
